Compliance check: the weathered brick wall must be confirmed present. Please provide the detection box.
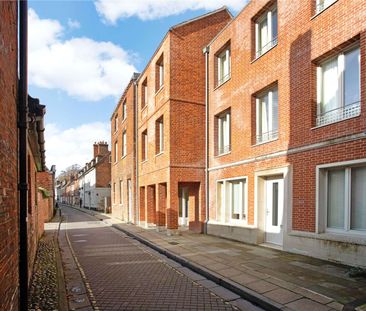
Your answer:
[0,2,18,310]
[95,152,111,188]
[208,0,366,233]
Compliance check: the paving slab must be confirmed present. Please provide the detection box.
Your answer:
[285,298,332,311]
[263,288,302,304]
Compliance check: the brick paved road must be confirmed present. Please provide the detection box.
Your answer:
[60,206,261,310]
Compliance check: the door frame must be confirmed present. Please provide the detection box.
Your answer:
[254,165,292,247]
[178,186,189,226]
[127,179,132,223]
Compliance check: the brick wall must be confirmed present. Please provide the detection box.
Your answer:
[208,0,366,234]
[0,2,18,310]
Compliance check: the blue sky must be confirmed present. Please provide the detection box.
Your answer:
[28,0,246,174]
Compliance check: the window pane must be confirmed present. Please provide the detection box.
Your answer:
[217,182,223,221]
[322,58,339,113]
[344,48,360,106]
[351,167,366,230]
[231,181,241,219]
[260,95,269,134]
[272,89,278,132]
[259,18,268,50]
[272,182,278,226]
[327,170,345,229]
[272,9,278,40]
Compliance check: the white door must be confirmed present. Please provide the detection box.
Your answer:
[179,187,189,226]
[265,178,284,245]
[127,179,132,222]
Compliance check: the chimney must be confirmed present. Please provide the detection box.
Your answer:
[98,141,109,156]
[93,142,98,158]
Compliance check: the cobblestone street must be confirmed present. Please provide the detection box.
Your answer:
[60,206,261,310]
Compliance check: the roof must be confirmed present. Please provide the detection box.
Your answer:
[136,6,233,84]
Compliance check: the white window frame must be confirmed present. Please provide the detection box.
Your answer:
[256,87,278,144]
[143,81,148,108]
[119,179,123,205]
[114,115,118,132]
[114,141,118,163]
[142,130,148,161]
[315,0,337,14]
[316,46,360,127]
[317,159,366,236]
[217,48,230,86]
[215,176,248,226]
[122,130,127,157]
[255,5,278,58]
[122,100,127,120]
[157,56,164,90]
[157,117,164,154]
[217,110,231,155]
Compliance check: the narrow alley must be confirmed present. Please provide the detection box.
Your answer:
[58,206,261,310]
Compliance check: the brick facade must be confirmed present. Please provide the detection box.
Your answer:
[111,74,139,222]
[136,8,232,233]
[207,0,366,267]
[0,2,19,309]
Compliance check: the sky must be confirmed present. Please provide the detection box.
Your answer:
[28,0,247,175]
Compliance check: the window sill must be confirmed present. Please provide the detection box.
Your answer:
[251,43,277,64]
[311,0,338,20]
[121,155,127,160]
[208,220,255,229]
[289,230,366,246]
[253,137,278,147]
[155,85,164,96]
[122,117,127,123]
[311,112,361,130]
[215,151,231,158]
[214,76,231,91]
[141,159,148,164]
[155,151,164,157]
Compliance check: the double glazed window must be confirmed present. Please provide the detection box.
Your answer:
[122,130,127,157]
[217,178,247,224]
[217,47,230,86]
[317,46,360,126]
[156,116,164,154]
[114,115,118,132]
[216,110,231,155]
[142,130,148,161]
[255,5,278,58]
[119,180,123,204]
[114,141,118,163]
[256,87,278,143]
[142,78,148,109]
[156,55,164,91]
[122,100,127,120]
[323,166,366,232]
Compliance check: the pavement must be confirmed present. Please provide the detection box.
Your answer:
[64,204,366,311]
[58,205,262,310]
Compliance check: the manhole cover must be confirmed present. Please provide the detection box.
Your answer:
[168,241,179,245]
[74,297,85,303]
[71,286,82,293]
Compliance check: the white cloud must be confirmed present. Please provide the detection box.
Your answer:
[94,0,247,23]
[45,122,111,174]
[67,18,81,29]
[28,9,137,101]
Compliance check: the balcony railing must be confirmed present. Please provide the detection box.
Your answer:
[316,102,361,127]
[217,73,230,87]
[255,37,278,59]
[217,144,231,155]
[256,129,278,144]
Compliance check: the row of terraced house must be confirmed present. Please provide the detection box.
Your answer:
[111,0,366,268]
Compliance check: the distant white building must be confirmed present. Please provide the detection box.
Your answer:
[78,142,111,211]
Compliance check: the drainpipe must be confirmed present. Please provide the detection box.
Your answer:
[18,0,29,309]
[203,46,210,235]
[134,79,139,225]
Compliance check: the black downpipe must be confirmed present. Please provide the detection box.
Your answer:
[18,0,28,310]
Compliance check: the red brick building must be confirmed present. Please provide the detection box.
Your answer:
[0,2,55,309]
[206,0,366,267]
[136,8,232,233]
[111,73,139,222]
